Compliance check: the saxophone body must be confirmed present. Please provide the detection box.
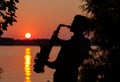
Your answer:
[33,24,70,73]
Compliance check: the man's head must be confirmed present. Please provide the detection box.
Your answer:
[70,15,90,33]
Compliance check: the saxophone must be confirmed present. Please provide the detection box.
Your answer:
[33,24,70,73]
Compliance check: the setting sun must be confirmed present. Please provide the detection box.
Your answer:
[25,33,31,39]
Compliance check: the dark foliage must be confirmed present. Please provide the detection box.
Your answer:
[79,0,120,82]
[0,67,3,78]
[0,0,19,36]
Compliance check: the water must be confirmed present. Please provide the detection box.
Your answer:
[0,46,61,82]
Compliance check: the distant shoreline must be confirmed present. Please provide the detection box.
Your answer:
[0,37,59,46]
[0,37,98,46]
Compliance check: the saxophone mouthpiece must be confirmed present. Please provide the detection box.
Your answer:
[60,24,71,28]
[66,25,71,28]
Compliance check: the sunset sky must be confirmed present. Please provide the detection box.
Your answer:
[2,0,87,40]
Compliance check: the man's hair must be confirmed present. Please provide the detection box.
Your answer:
[73,15,90,31]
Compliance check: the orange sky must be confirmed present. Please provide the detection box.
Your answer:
[2,0,86,40]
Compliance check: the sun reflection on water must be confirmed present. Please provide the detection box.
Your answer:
[24,48,31,82]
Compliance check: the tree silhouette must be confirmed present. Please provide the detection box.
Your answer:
[0,0,19,78]
[0,0,19,37]
[79,0,120,82]
[80,0,120,45]
[0,67,3,78]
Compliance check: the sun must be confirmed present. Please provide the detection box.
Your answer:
[25,32,31,39]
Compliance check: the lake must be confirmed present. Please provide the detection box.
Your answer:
[0,46,61,82]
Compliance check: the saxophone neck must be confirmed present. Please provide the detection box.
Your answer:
[56,24,71,32]
[52,24,71,38]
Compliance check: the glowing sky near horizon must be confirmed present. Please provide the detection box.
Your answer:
[2,0,86,39]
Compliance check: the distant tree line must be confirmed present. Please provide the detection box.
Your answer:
[0,37,60,46]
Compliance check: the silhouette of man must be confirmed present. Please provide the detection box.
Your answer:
[46,15,91,82]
